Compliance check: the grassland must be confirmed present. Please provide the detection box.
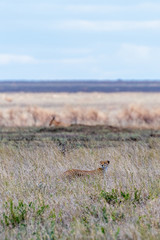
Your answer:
[1,92,160,128]
[0,125,160,240]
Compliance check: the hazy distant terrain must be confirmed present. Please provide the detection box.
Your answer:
[1,80,160,92]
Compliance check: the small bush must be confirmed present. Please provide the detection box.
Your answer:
[100,188,142,205]
[100,189,119,204]
[1,200,27,228]
[1,200,50,228]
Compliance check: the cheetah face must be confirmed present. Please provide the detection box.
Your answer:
[100,160,110,169]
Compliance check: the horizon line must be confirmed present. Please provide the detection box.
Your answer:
[0,79,160,82]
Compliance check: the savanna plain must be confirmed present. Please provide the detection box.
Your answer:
[0,92,160,240]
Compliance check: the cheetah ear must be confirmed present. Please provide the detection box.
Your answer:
[107,161,110,164]
[100,161,103,164]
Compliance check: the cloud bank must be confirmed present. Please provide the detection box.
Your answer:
[0,54,37,65]
[52,20,160,32]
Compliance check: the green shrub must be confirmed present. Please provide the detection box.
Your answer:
[100,188,142,205]
[1,200,27,228]
[100,189,119,204]
[1,200,50,228]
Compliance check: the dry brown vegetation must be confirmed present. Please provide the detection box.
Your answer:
[0,92,160,239]
[1,92,160,128]
[0,140,159,239]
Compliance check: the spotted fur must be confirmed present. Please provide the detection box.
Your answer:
[62,161,110,179]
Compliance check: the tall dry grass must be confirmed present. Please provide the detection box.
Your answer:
[0,141,160,239]
[1,92,160,128]
[117,104,160,129]
[1,104,160,128]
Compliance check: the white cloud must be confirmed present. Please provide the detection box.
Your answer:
[117,44,151,63]
[0,54,37,65]
[57,47,92,55]
[60,56,95,64]
[2,2,160,14]
[66,3,160,13]
[45,56,95,65]
[66,5,122,13]
[52,20,160,32]
[0,54,95,66]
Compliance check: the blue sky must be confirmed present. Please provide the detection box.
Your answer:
[0,0,160,80]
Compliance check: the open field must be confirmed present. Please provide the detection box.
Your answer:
[1,92,160,128]
[0,92,160,239]
[0,126,160,239]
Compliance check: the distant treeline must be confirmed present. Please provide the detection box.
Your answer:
[0,80,160,92]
